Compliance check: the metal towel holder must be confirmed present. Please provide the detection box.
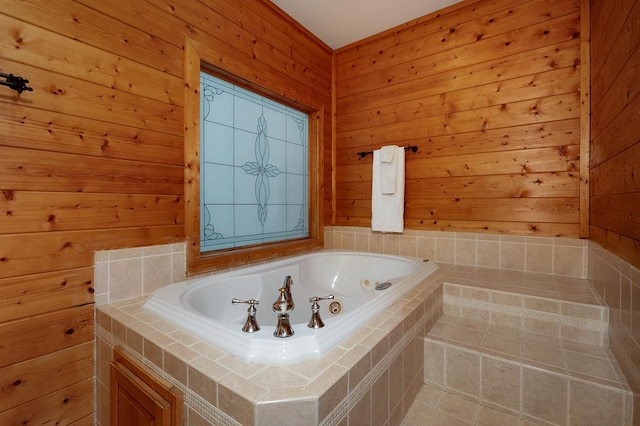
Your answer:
[1,72,33,94]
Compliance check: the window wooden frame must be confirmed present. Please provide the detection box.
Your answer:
[184,38,323,275]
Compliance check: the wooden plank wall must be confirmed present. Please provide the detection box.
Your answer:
[590,1,640,414]
[334,0,583,237]
[0,0,332,422]
[590,0,640,269]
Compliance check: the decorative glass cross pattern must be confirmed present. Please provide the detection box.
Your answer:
[199,72,309,252]
[241,113,281,226]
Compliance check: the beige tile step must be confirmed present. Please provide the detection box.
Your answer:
[437,266,609,347]
[423,314,633,425]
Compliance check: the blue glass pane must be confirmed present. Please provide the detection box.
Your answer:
[200,71,309,252]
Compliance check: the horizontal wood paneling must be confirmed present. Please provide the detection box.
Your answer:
[591,44,640,140]
[0,13,184,106]
[0,147,183,194]
[334,0,582,237]
[337,40,580,118]
[589,0,638,90]
[0,341,94,412]
[590,3,639,415]
[0,377,94,425]
[590,93,640,168]
[0,305,93,369]
[339,119,579,165]
[0,226,183,279]
[337,172,579,200]
[335,0,566,65]
[338,197,579,222]
[337,67,579,133]
[0,268,94,322]
[590,143,640,197]
[0,61,182,136]
[591,194,640,242]
[0,0,332,420]
[336,13,580,99]
[590,0,640,270]
[0,104,182,165]
[0,0,184,77]
[337,146,579,181]
[0,192,183,233]
[403,219,577,236]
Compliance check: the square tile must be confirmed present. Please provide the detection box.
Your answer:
[446,347,480,398]
[525,244,553,275]
[438,392,479,423]
[424,340,445,386]
[481,357,521,411]
[522,368,568,425]
[569,380,625,425]
[522,340,566,371]
[524,296,560,314]
[564,351,619,382]
[483,334,522,360]
[523,318,559,337]
[447,326,486,350]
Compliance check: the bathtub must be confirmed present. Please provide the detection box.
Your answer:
[144,250,438,364]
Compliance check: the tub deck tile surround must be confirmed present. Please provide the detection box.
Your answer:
[95,262,612,425]
[94,233,639,424]
[96,268,444,425]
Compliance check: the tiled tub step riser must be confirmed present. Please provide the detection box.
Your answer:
[424,337,633,425]
[444,283,608,347]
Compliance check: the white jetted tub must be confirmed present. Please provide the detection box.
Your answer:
[144,250,438,364]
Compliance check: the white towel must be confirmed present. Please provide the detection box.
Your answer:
[379,145,398,194]
[372,146,405,233]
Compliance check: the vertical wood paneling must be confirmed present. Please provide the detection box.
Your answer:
[0,0,332,420]
[334,0,583,237]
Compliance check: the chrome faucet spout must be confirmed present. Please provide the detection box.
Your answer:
[273,275,294,313]
[282,275,293,305]
[273,275,295,338]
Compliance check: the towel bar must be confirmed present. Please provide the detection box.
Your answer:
[357,145,418,159]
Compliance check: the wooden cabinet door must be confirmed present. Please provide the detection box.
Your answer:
[111,359,171,425]
[110,348,182,426]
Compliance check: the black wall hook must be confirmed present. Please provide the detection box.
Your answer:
[0,72,33,94]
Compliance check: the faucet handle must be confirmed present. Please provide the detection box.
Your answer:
[232,298,259,307]
[231,298,260,333]
[307,294,334,329]
[309,294,335,304]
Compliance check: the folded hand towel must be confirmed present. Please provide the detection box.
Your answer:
[379,145,398,194]
[372,146,405,233]
[380,145,396,163]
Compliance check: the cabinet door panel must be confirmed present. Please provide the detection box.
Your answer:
[109,348,182,426]
[111,360,171,426]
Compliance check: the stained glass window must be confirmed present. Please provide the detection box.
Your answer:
[200,72,309,252]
